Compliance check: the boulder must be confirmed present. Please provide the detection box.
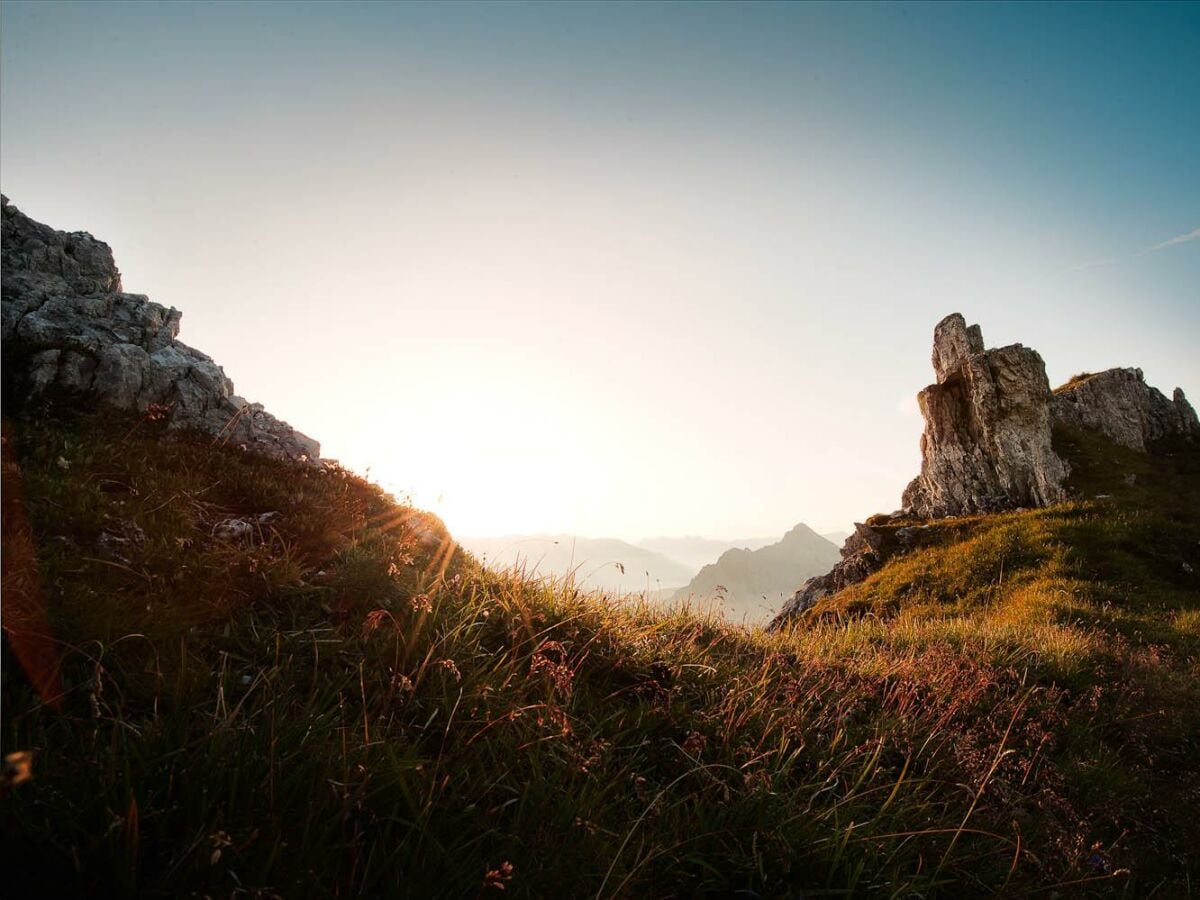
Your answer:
[1,196,319,463]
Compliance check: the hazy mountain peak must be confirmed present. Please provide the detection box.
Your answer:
[672,523,839,623]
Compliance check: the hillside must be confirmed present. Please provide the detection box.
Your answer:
[456,534,694,593]
[3,204,1200,897]
[4,409,1199,897]
[671,524,840,623]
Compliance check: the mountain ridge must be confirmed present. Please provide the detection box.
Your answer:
[671,523,840,621]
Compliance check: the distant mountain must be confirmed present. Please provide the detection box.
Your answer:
[457,535,694,593]
[821,530,850,546]
[635,535,775,572]
[672,524,840,623]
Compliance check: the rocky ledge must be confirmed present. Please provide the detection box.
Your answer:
[770,312,1197,629]
[1053,368,1198,452]
[1,196,318,463]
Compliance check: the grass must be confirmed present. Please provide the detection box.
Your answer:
[1054,372,1101,395]
[2,410,1198,897]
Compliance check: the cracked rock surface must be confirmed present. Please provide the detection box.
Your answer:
[902,313,1069,519]
[2,196,318,463]
[1053,368,1198,452]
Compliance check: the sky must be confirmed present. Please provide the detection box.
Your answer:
[2,1,1198,540]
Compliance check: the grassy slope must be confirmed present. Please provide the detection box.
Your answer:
[2,413,1198,898]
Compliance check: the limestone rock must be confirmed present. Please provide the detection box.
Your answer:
[1,196,319,463]
[1052,368,1199,451]
[901,314,1068,518]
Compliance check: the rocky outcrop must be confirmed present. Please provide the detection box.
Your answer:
[1053,368,1198,451]
[2,197,318,463]
[771,312,1198,630]
[901,314,1068,519]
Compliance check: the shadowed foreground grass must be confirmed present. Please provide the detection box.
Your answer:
[2,412,1198,897]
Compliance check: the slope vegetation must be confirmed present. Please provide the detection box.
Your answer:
[2,411,1198,898]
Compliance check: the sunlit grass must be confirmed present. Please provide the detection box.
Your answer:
[2,411,1198,897]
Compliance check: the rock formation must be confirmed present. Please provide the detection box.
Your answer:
[770,312,1196,630]
[1,197,318,463]
[1053,368,1198,451]
[901,314,1069,519]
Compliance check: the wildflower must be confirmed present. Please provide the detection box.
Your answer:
[529,651,573,699]
[534,706,572,736]
[363,609,392,637]
[409,593,433,614]
[438,658,462,682]
[681,731,707,757]
[482,861,514,891]
[743,769,773,794]
[145,402,172,422]
[630,773,649,801]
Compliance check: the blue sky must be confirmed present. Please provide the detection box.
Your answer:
[2,1,1197,538]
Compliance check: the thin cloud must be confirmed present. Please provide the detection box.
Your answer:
[1144,226,1200,253]
[1072,224,1200,271]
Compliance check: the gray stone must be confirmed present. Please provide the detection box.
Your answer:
[214,518,254,541]
[932,314,984,383]
[28,350,62,392]
[2,196,319,464]
[58,350,98,392]
[93,343,148,408]
[1052,368,1199,451]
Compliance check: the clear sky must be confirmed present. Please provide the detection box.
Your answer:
[2,1,1197,540]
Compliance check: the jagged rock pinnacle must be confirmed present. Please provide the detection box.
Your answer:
[902,313,1068,518]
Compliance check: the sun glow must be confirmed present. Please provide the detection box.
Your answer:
[4,2,1195,543]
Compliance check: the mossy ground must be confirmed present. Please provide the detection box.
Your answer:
[2,412,1198,897]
